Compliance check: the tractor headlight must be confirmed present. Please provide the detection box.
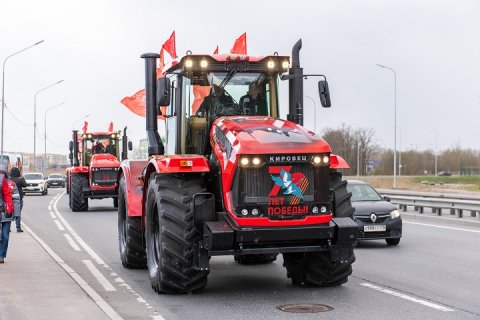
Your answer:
[239,156,263,167]
[200,59,208,68]
[390,209,401,219]
[312,154,330,166]
[267,60,275,69]
[185,59,193,68]
[282,60,289,69]
[252,157,261,166]
[240,157,249,166]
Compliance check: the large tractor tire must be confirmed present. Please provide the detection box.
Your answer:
[234,253,278,265]
[283,170,356,287]
[71,174,88,212]
[145,174,209,293]
[118,176,146,268]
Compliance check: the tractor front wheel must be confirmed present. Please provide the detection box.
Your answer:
[70,174,88,212]
[145,174,209,293]
[283,170,355,287]
[118,176,146,268]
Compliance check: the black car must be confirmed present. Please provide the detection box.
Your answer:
[47,174,66,188]
[347,180,402,246]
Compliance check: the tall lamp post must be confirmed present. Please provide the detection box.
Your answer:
[430,130,437,175]
[43,102,66,173]
[34,80,64,170]
[1,40,45,160]
[303,95,317,133]
[376,64,397,189]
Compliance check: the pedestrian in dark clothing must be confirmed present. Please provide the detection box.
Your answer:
[10,167,26,232]
[0,164,14,264]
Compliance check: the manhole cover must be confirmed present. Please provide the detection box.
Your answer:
[276,303,334,313]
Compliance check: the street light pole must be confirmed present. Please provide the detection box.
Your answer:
[43,102,65,174]
[34,80,64,171]
[430,130,438,175]
[303,95,317,133]
[1,40,45,160]
[377,64,397,189]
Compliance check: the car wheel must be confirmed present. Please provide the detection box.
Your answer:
[386,238,400,246]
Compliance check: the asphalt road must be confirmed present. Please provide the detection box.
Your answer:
[22,188,480,320]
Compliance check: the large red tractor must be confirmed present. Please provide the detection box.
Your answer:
[117,39,357,293]
[67,128,130,211]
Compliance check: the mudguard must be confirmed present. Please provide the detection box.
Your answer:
[330,154,349,169]
[150,155,210,173]
[119,159,149,217]
[69,166,89,174]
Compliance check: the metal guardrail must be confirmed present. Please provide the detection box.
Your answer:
[377,189,480,220]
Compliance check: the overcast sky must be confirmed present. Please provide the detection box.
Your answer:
[1,0,479,157]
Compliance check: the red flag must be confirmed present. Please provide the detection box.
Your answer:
[121,89,147,117]
[230,33,247,54]
[108,121,113,132]
[120,89,165,120]
[191,86,211,114]
[162,31,177,59]
[213,45,219,54]
[82,121,88,133]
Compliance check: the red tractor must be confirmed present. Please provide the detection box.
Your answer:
[117,40,357,293]
[67,128,130,211]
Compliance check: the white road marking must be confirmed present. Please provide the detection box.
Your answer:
[53,192,105,265]
[404,221,480,234]
[82,260,117,292]
[22,224,123,320]
[54,219,65,231]
[48,205,52,211]
[49,211,56,219]
[54,191,157,316]
[360,283,454,312]
[64,233,81,251]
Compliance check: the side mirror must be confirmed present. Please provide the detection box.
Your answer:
[383,196,391,202]
[157,77,171,109]
[128,141,133,151]
[318,80,331,108]
[69,141,73,151]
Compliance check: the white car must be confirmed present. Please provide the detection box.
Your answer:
[24,172,48,195]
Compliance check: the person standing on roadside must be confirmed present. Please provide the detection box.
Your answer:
[10,167,26,232]
[0,165,14,264]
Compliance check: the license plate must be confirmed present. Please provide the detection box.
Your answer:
[364,225,386,232]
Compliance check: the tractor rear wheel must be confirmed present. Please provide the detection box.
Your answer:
[234,253,278,265]
[71,174,88,212]
[118,176,146,268]
[283,170,355,287]
[145,174,209,293]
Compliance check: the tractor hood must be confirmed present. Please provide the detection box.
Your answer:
[90,153,120,168]
[213,116,331,154]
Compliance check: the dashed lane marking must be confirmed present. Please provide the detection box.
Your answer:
[83,260,117,292]
[404,221,480,234]
[54,219,65,231]
[49,211,56,219]
[22,224,123,320]
[64,233,81,251]
[360,283,454,312]
[48,205,52,211]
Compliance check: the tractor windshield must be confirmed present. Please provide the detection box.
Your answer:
[82,135,119,165]
[186,72,279,119]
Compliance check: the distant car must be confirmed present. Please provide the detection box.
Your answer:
[24,172,48,195]
[437,171,452,176]
[47,174,66,188]
[347,180,402,246]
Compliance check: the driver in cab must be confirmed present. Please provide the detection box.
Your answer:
[196,84,236,118]
[238,82,267,116]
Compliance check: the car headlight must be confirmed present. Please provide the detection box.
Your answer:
[390,209,401,219]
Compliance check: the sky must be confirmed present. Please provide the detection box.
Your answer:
[1,0,479,156]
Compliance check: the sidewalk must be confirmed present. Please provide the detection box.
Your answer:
[0,225,110,320]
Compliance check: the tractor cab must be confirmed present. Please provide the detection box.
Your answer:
[80,132,121,166]
[159,54,289,155]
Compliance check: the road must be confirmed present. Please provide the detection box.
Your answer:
[22,188,480,320]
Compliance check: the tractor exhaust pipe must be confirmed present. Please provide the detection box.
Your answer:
[141,53,164,156]
[72,130,79,166]
[288,39,304,126]
[121,126,128,160]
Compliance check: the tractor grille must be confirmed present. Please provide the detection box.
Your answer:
[91,167,118,187]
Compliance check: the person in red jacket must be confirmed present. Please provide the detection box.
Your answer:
[0,164,14,263]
